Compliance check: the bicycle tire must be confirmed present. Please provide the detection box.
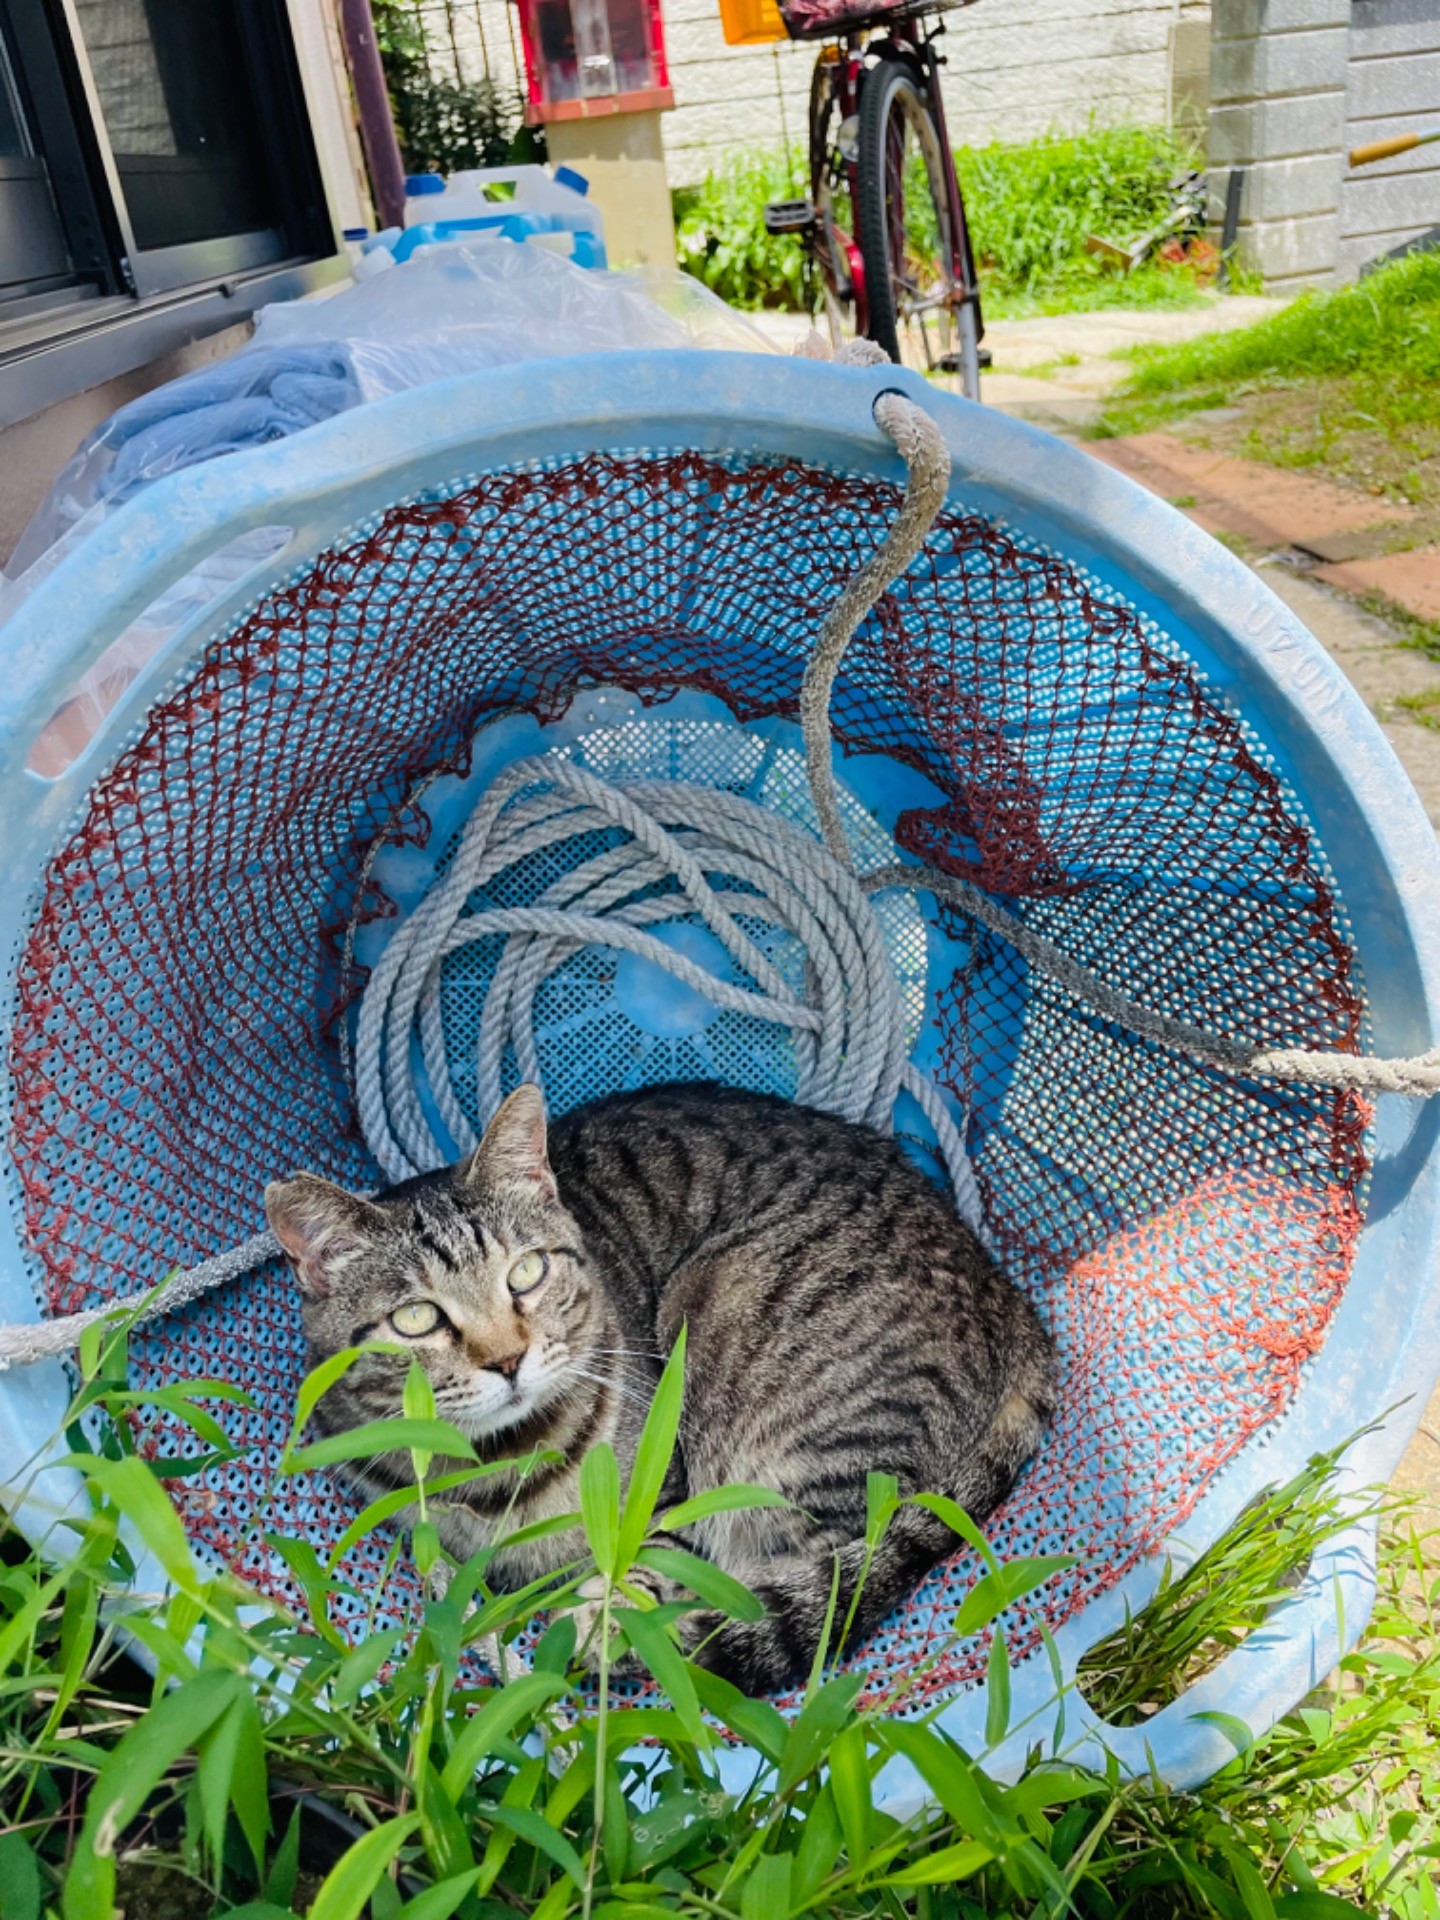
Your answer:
[854,54,961,371]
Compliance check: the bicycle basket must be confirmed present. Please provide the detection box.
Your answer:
[0,352,1437,1798]
[779,0,972,39]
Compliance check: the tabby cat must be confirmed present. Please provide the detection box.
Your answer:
[265,1082,1055,1692]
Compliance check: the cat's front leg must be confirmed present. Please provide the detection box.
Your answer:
[571,1556,687,1677]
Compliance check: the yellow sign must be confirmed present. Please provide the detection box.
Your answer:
[719,0,787,45]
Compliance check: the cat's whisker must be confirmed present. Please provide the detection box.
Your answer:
[559,1364,651,1411]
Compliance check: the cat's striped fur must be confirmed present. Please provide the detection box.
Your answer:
[266,1082,1055,1692]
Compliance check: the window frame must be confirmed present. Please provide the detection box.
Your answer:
[0,0,345,428]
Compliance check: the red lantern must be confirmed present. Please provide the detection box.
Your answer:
[512,0,673,122]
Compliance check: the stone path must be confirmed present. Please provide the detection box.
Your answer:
[1085,431,1440,829]
[980,295,1286,432]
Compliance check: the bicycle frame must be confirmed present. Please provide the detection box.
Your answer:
[807,16,982,359]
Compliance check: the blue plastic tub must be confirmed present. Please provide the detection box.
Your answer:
[0,352,1436,1799]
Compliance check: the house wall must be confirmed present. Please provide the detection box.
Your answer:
[0,0,365,569]
[1336,0,1440,279]
[466,0,1213,186]
[1207,0,1440,290]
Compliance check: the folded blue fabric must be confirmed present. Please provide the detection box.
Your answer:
[92,344,359,509]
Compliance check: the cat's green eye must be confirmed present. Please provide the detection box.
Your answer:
[508,1251,548,1295]
[390,1300,441,1337]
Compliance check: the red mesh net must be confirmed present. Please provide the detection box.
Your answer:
[8,451,1368,1707]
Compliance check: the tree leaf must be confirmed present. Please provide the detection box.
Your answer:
[198,1687,270,1873]
[952,1553,1076,1639]
[689,1667,788,1767]
[910,1492,1001,1573]
[289,1343,407,1445]
[1192,1708,1257,1757]
[778,1672,866,1795]
[882,1839,995,1886]
[64,1669,240,1920]
[617,1326,685,1571]
[828,1723,872,1870]
[880,1722,1008,1850]
[741,1851,792,1919]
[326,1464,519,1570]
[264,1804,303,1907]
[332,1627,408,1708]
[307,1815,423,1920]
[0,1832,41,1920]
[637,1545,764,1621]
[615,1605,706,1745]
[398,1869,483,1919]
[488,1804,588,1887]
[66,1453,202,1597]
[985,1628,1011,1748]
[659,1484,792,1532]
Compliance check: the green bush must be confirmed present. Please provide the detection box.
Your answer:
[957,122,1205,314]
[673,125,1209,317]
[373,0,533,176]
[673,149,809,311]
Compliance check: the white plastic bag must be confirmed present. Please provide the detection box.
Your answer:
[7,243,777,772]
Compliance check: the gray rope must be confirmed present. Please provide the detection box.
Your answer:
[4,373,1437,1371]
[353,761,981,1224]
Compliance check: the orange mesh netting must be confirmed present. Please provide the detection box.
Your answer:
[8,451,1368,1705]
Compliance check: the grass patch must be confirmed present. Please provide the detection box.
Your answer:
[1099,251,1440,508]
[674,124,1220,318]
[1398,689,1440,730]
[673,148,809,311]
[3,1308,1440,1915]
[1359,589,1440,662]
[957,123,1212,318]
[1077,1439,1382,1726]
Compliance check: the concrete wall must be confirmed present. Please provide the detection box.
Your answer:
[1337,0,1440,278]
[466,0,1211,186]
[1207,0,1440,289]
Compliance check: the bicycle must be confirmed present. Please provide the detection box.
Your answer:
[763,4,988,398]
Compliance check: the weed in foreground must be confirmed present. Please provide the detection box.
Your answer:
[0,1290,1435,1917]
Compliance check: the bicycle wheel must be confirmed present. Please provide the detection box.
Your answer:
[855,55,976,389]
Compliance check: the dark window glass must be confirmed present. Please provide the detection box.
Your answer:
[73,0,280,252]
[0,35,28,157]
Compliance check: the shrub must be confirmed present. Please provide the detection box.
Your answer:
[373,0,532,175]
[673,124,1209,316]
[674,148,809,311]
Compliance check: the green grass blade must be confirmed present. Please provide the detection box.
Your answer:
[307,1814,423,1920]
[284,1417,477,1472]
[617,1326,685,1571]
[579,1441,621,1577]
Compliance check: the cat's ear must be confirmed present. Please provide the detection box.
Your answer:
[265,1174,386,1298]
[464,1085,556,1200]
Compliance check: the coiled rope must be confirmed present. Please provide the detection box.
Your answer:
[1,348,1435,1371]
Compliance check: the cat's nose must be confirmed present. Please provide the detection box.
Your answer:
[487,1349,526,1382]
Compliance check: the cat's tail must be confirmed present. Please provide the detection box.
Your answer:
[686,1384,1051,1696]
